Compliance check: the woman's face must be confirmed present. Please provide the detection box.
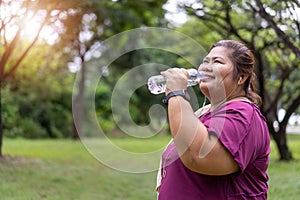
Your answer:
[198,46,238,103]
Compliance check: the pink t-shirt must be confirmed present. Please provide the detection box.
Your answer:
[158,101,270,200]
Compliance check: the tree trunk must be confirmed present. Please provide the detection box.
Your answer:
[271,127,293,160]
[72,59,85,139]
[72,118,80,139]
[0,85,3,157]
[72,93,83,139]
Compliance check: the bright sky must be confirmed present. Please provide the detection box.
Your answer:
[163,0,191,26]
[163,0,300,27]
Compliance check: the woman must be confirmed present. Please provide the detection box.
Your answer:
[156,40,270,199]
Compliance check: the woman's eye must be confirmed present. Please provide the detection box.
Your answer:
[214,60,222,64]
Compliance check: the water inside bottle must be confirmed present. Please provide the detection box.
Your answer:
[147,69,206,94]
[148,75,166,94]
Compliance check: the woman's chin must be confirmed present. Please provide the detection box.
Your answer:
[199,85,209,96]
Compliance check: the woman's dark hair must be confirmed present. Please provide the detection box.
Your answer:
[210,40,262,106]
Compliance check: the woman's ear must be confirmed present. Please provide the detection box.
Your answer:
[238,75,248,85]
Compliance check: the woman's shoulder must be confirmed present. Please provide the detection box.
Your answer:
[226,99,266,121]
[212,99,256,119]
[226,98,257,110]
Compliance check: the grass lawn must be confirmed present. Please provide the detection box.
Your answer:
[1,134,300,200]
[267,134,300,200]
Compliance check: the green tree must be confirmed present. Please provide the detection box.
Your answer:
[0,0,92,156]
[70,0,169,137]
[179,0,300,160]
[3,43,73,138]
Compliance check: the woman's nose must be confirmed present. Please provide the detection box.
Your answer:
[198,63,212,72]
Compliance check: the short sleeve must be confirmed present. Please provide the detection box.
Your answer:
[201,102,257,172]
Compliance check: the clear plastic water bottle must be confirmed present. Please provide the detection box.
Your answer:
[147,68,206,94]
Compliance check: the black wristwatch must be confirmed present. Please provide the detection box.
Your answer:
[162,90,190,105]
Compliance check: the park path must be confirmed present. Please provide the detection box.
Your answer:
[287,125,300,134]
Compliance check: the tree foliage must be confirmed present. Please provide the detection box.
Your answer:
[70,0,169,136]
[0,0,170,145]
[0,0,90,155]
[3,44,73,138]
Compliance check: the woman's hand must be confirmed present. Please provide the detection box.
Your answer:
[160,68,189,95]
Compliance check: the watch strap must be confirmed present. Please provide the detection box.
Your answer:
[162,90,190,104]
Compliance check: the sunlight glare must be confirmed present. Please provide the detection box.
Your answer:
[22,15,59,45]
[0,1,58,45]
